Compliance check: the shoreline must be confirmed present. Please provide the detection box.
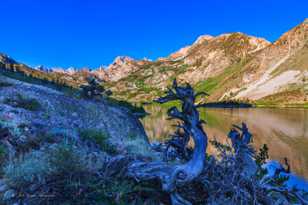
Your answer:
[145,101,308,109]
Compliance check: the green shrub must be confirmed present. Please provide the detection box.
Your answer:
[2,139,148,204]
[4,94,41,111]
[135,79,145,88]
[47,142,84,174]
[79,129,117,155]
[3,141,108,204]
[0,145,6,160]
[124,138,153,157]
[95,179,137,204]
[0,81,13,88]
[255,144,269,167]
[0,144,7,175]
[80,77,112,99]
[4,150,50,188]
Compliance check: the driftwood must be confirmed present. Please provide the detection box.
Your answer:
[128,80,209,205]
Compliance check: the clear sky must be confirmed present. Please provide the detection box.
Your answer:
[0,0,307,69]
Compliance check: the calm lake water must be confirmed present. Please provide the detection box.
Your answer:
[141,106,308,178]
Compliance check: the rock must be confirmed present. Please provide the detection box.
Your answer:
[18,135,28,143]
[3,189,16,200]
[263,160,308,192]
[150,141,164,151]
[0,180,8,193]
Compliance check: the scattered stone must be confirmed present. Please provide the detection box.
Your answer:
[0,180,8,193]
[3,189,16,200]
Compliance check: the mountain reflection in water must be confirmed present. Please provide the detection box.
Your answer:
[141,106,308,178]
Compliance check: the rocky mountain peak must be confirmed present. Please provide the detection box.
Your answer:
[217,32,270,47]
[0,53,17,64]
[96,65,106,71]
[248,36,271,49]
[274,19,308,49]
[168,35,214,60]
[105,56,139,81]
[170,32,270,62]
[91,67,108,81]
[194,34,214,44]
[34,65,53,73]
[169,46,191,60]
[66,67,77,74]
[111,56,135,67]
[51,67,67,73]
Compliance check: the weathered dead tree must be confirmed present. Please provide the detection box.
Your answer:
[164,124,192,161]
[228,123,257,176]
[128,79,209,205]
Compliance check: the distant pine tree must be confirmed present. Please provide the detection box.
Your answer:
[80,76,112,99]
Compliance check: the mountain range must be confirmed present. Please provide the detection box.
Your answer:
[1,19,307,106]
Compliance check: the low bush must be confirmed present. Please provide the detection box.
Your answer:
[3,140,108,204]
[80,77,112,99]
[0,81,13,88]
[1,138,152,205]
[79,129,117,155]
[4,94,41,111]
[0,144,7,175]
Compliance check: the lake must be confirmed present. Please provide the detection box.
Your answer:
[141,105,308,178]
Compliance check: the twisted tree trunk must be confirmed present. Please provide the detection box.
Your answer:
[128,80,209,204]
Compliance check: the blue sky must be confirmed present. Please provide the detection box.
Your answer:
[0,0,307,68]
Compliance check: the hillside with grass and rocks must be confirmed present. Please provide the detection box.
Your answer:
[0,73,154,204]
[0,74,150,156]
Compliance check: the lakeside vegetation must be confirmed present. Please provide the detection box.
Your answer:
[200,100,253,108]
[148,99,308,110]
[255,88,307,108]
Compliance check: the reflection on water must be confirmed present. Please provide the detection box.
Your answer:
[141,106,308,178]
